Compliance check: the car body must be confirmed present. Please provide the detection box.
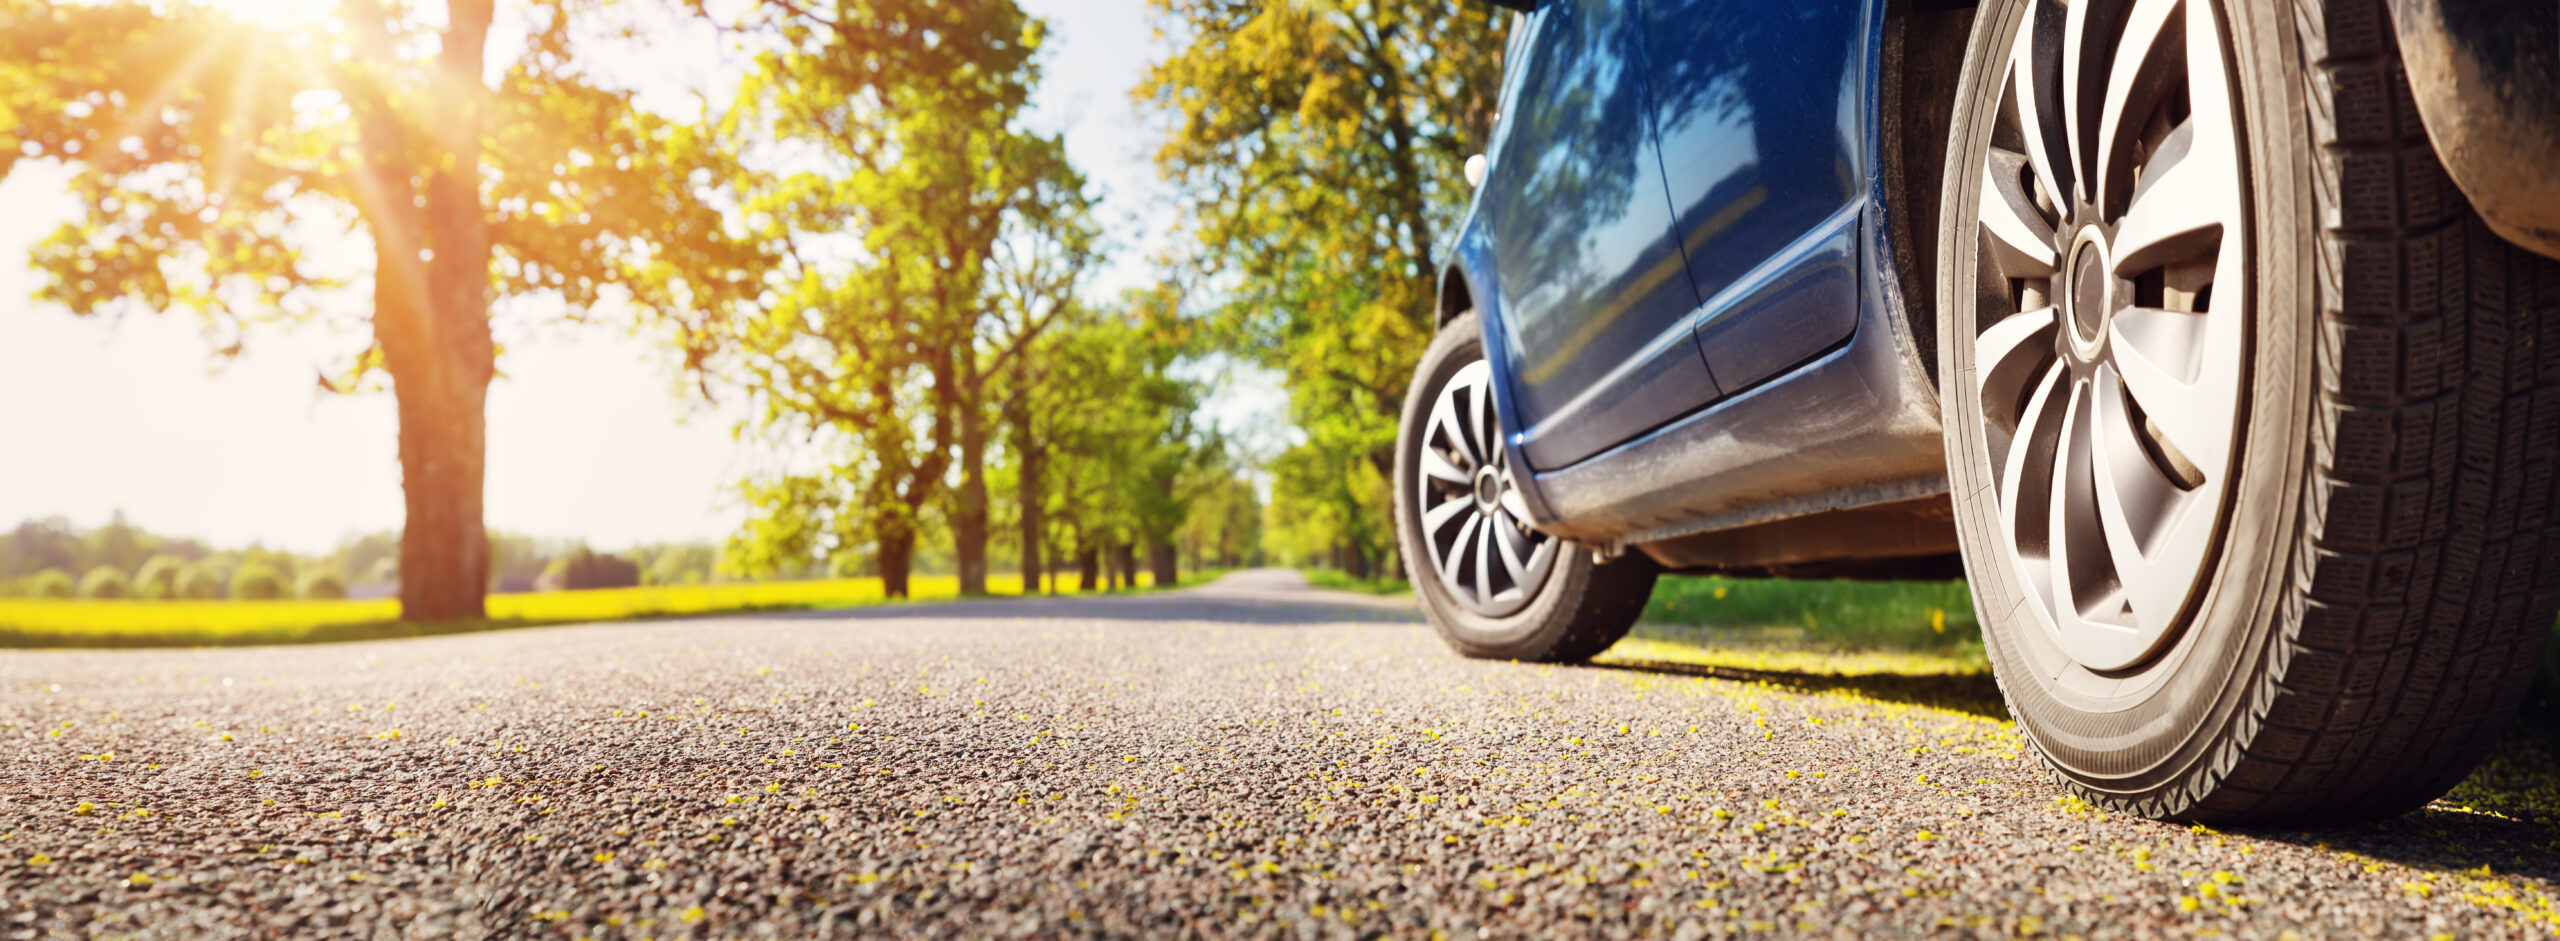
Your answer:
[1438,0,2559,578]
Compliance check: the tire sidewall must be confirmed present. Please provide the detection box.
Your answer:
[1938,0,2318,807]
[1395,311,1602,658]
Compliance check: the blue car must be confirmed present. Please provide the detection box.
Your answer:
[1397,0,2560,823]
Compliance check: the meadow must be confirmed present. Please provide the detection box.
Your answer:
[0,573,1165,648]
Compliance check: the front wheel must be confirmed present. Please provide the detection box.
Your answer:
[1940,0,2560,823]
[1395,311,1658,663]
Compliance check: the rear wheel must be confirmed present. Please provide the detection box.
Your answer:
[1396,311,1658,662]
[1940,0,2560,822]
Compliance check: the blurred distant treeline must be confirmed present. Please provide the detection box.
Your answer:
[0,515,727,601]
[0,505,1267,602]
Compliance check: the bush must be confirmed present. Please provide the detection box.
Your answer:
[78,565,131,600]
[296,568,347,600]
[229,562,285,601]
[175,566,222,599]
[25,568,74,599]
[132,555,191,600]
[546,549,641,591]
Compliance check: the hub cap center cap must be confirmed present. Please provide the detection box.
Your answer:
[1472,466,1503,511]
[2066,228,2113,361]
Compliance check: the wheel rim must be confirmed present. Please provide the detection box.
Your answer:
[1972,0,2249,672]
[1416,359,1557,618]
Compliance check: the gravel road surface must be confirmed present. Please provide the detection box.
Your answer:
[6,569,2558,938]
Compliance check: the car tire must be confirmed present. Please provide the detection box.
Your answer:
[1395,311,1659,663]
[1939,0,2560,822]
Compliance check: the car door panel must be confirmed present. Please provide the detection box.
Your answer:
[1638,0,1868,392]
[1689,205,1862,392]
[1482,0,1719,471]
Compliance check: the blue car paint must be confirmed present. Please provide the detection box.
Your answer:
[1639,0,1870,394]
[1474,0,1714,470]
[1450,0,1947,547]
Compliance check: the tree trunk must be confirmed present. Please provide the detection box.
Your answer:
[953,378,989,597]
[372,0,497,622]
[1148,542,1177,590]
[1112,543,1138,590]
[1347,540,1372,580]
[1077,544,1099,592]
[388,375,491,620]
[1011,407,1042,597]
[877,521,914,599]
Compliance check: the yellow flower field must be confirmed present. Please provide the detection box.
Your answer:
[0,573,1157,648]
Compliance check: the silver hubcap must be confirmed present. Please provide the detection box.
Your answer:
[1416,360,1557,618]
[1973,0,2248,671]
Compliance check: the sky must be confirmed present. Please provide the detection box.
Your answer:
[0,0,1278,555]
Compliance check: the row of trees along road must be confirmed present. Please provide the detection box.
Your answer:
[1138,0,1505,580]
[683,0,1215,597]
[0,0,1251,616]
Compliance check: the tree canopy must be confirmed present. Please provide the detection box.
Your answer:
[1138,0,1504,574]
[0,0,753,618]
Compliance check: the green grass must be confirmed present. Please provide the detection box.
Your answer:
[1605,575,1987,678]
[1298,566,1985,674]
[1641,575,1978,650]
[1302,569,1415,596]
[0,570,1216,649]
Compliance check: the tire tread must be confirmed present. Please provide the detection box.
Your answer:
[2154,0,2560,822]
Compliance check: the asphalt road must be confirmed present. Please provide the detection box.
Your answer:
[6,569,2558,938]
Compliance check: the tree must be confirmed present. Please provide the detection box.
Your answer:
[229,562,286,601]
[1,0,752,620]
[700,0,1089,597]
[1137,0,1503,572]
[0,519,88,582]
[175,566,223,600]
[26,569,75,599]
[132,555,191,600]
[77,565,130,600]
[1011,288,1216,591]
[1178,468,1263,571]
[297,568,348,600]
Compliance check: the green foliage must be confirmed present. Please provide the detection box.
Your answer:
[229,563,286,602]
[1642,577,1980,651]
[1302,569,1412,596]
[542,549,641,591]
[0,514,206,586]
[1177,469,1264,570]
[638,544,717,587]
[77,565,129,600]
[1140,0,1504,574]
[297,569,348,601]
[25,569,74,599]
[1011,290,1221,576]
[695,0,1102,595]
[174,566,222,600]
[132,555,190,601]
[1262,440,1395,577]
[0,0,760,620]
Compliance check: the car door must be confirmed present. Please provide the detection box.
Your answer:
[1484,0,1717,471]
[1638,0,1868,393]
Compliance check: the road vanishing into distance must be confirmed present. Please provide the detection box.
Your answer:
[5,569,2558,938]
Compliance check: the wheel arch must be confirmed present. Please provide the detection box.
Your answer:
[1437,263,1475,328]
[1877,0,1983,386]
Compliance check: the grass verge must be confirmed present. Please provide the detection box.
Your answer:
[0,570,1219,649]
[1301,569,1415,596]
